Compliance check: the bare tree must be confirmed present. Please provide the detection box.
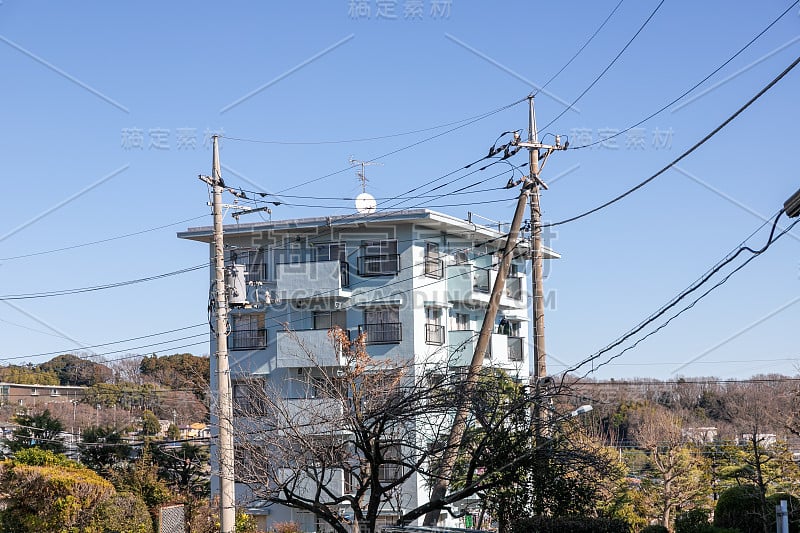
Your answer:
[231,327,557,533]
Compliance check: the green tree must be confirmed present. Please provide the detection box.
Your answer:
[80,425,132,475]
[153,442,210,497]
[38,353,112,386]
[0,364,59,385]
[109,445,175,510]
[166,423,181,441]
[139,353,209,401]
[141,410,161,436]
[8,409,66,453]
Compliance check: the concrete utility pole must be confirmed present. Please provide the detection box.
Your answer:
[515,97,566,443]
[527,96,547,382]
[423,98,566,526]
[200,135,237,533]
[423,183,530,526]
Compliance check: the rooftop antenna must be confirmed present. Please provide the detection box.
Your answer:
[349,157,380,214]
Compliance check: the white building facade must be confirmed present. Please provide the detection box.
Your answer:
[179,208,553,531]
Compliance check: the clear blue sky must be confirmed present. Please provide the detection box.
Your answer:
[1,1,798,380]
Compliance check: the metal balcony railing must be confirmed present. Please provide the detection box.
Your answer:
[358,322,402,344]
[424,257,444,279]
[358,254,400,276]
[229,328,268,350]
[425,324,445,345]
[508,336,524,362]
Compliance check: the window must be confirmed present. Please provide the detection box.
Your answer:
[229,248,266,281]
[424,242,443,278]
[315,242,345,262]
[453,249,470,265]
[315,242,350,287]
[360,307,401,344]
[230,314,267,350]
[453,312,470,331]
[313,310,347,330]
[377,443,404,482]
[425,307,444,345]
[358,240,400,276]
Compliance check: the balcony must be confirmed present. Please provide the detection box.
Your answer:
[446,264,526,309]
[229,328,268,351]
[448,330,525,366]
[358,322,402,344]
[357,254,400,276]
[285,397,346,431]
[276,329,346,368]
[275,260,351,301]
[448,330,489,367]
[425,324,445,345]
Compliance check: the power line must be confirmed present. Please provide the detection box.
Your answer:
[539,0,666,132]
[1,334,208,364]
[569,0,799,150]
[546,53,800,228]
[0,263,208,301]
[567,211,798,376]
[0,323,206,362]
[221,99,524,146]
[0,215,207,262]
[269,98,526,194]
[533,0,625,97]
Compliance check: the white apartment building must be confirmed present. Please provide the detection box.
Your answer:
[179,208,555,531]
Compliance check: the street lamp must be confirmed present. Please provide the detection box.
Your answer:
[785,187,800,218]
[570,404,593,418]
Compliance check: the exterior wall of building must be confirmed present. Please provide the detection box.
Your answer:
[180,210,535,531]
[0,382,86,410]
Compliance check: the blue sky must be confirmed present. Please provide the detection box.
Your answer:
[1,1,799,380]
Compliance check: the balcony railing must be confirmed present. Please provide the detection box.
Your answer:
[425,324,445,345]
[229,328,268,351]
[424,257,444,279]
[508,336,524,362]
[473,268,490,293]
[358,322,402,344]
[358,254,400,276]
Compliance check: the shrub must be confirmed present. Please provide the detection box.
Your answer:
[714,485,764,533]
[510,516,631,533]
[675,509,712,533]
[641,525,669,533]
[11,447,78,468]
[0,461,115,532]
[92,492,153,533]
